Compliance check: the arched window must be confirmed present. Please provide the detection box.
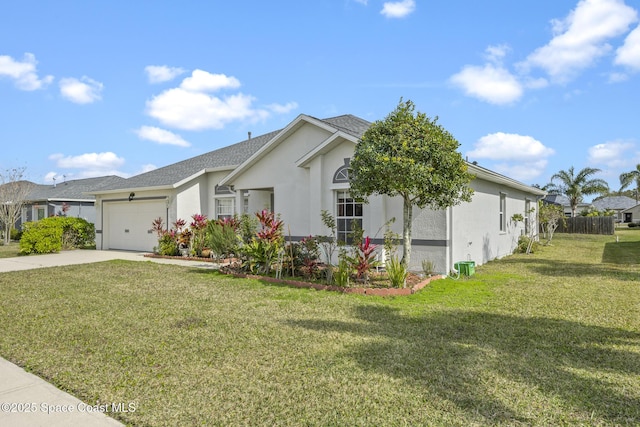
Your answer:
[333,158,351,183]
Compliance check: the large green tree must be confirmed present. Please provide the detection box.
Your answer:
[349,99,474,272]
[547,166,609,217]
[619,163,640,202]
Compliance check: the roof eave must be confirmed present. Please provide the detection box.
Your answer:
[87,184,175,196]
[468,163,547,196]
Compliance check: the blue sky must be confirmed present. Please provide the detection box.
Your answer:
[2,0,639,195]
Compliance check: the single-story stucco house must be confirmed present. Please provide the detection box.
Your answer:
[621,203,640,224]
[17,175,126,228]
[88,114,545,273]
[542,194,592,217]
[592,196,637,222]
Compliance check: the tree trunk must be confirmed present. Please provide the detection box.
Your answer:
[401,196,412,287]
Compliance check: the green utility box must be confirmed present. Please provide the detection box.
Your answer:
[455,261,476,277]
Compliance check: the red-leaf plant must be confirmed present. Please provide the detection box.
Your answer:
[354,236,378,282]
[218,216,240,231]
[256,209,283,243]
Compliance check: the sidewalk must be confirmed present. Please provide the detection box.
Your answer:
[0,250,220,426]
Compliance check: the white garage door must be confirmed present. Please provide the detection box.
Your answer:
[106,200,166,251]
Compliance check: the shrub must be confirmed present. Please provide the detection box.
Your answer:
[19,217,95,255]
[60,217,95,249]
[206,220,239,260]
[628,222,638,228]
[333,258,351,287]
[189,214,208,256]
[421,259,435,276]
[515,235,540,254]
[10,227,22,241]
[386,256,408,288]
[157,232,179,256]
[294,236,321,279]
[20,219,63,254]
[240,210,284,274]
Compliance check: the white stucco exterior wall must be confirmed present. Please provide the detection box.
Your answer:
[230,123,334,236]
[449,177,536,270]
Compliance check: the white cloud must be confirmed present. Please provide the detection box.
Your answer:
[520,0,638,83]
[615,24,640,70]
[588,140,635,167]
[146,70,297,130]
[49,152,125,171]
[380,0,415,18]
[44,171,58,183]
[266,102,299,114]
[0,52,53,91]
[135,126,190,147]
[145,65,186,84]
[180,70,241,92]
[136,164,158,175]
[484,44,510,63]
[449,64,523,105]
[492,160,550,182]
[59,76,103,104]
[608,71,629,82]
[468,132,555,161]
[468,132,555,181]
[147,88,260,130]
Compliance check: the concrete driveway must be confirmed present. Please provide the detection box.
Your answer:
[0,249,220,273]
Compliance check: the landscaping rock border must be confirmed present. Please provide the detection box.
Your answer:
[227,272,446,296]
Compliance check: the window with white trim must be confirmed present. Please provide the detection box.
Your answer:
[336,190,363,244]
[499,193,506,232]
[524,199,531,234]
[34,206,46,221]
[215,198,235,220]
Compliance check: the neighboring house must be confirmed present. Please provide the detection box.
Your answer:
[591,196,637,222]
[88,114,545,272]
[542,194,591,217]
[18,176,126,229]
[621,204,640,224]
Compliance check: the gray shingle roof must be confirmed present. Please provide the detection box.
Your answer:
[543,194,571,206]
[318,115,371,138]
[26,176,126,201]
[93,114,370,192]
[592,196,637,211]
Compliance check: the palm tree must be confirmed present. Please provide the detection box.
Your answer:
[547,166,609,217]
[619,163,640,202]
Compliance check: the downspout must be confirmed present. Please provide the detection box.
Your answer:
[100,199,104,250]
[448,205,454,274]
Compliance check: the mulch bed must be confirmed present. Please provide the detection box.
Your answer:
[228,272,445,296]
[143,253,444,296]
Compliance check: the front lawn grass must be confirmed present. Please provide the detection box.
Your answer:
[0,231,639,426]
[0,241,20,258]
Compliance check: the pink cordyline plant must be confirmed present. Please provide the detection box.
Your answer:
[190,213,208,230]
[218,216,240,230]
[256,209,283,243]
[355,236,377,281]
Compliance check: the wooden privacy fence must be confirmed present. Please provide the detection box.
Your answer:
[555,216,615,235]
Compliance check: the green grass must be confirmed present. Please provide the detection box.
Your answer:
[0,241,20,258]
[0,231,639,426]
